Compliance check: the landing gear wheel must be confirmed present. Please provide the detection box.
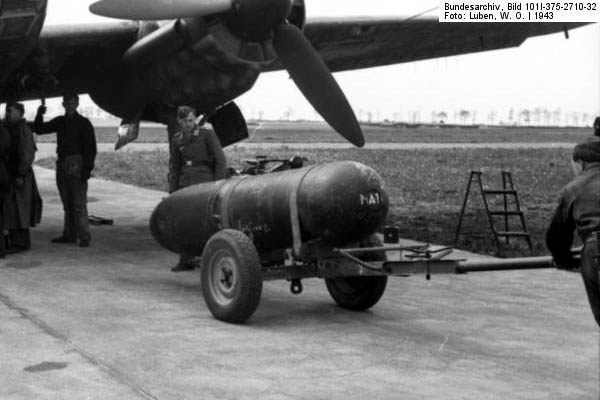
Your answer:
[325,235,388,311]
[201,229,262,323]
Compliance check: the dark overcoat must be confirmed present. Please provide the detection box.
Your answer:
[3,120,42,229]
[0,124,10,194]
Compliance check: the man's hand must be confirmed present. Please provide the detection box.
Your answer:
[14,177,23,188]
[36,105,47,116]
[81,169,91,182]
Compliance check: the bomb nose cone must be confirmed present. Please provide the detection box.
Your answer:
[297,161,389,245]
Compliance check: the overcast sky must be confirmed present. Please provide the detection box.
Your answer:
[43,0,599,124]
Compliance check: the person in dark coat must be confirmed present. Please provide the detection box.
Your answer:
[3,102,42,253]
[169,106,227,271]
[593,116,600,137]
[0,122,11,258]
[546,136,600,327]
[34,93,96,247]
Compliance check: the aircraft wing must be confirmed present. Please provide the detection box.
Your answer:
[11,18,589,101]
[0,9,592,145]
[268,18,589,72]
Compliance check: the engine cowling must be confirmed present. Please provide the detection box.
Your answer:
[208,0,305,63]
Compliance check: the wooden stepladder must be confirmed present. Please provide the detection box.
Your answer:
[454,171,533,251]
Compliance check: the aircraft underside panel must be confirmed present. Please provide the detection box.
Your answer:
[0,0,46,95]
[86,26,261,123]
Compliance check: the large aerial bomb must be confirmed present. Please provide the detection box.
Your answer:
[150,161,389,256]
[150,160,561,325]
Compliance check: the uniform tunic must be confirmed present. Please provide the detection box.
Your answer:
[169,127,226,192]
[546,163,600,327]
[34,113,97,173]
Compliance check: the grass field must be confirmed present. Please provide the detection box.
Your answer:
[37,145,578,257]
[35,123,591,144]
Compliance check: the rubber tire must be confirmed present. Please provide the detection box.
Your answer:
[325,235,388,311]
[201,229,263,323]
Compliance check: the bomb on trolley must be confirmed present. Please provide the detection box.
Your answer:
[150,158,557,323]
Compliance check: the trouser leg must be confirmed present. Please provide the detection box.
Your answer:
[69,178,90,242]
[580,245,600,328]
[56,171,75,240]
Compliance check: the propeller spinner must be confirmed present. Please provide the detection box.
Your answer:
[90,0,365,147]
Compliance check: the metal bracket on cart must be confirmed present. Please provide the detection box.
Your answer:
[335,244,456,280]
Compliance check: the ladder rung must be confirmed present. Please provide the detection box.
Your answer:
[483,190,517,195]
[489,211,523,216]
[495,231,530,237]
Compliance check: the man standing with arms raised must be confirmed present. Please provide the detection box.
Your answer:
[34,94,97,247]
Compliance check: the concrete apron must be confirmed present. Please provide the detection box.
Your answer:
[0,166,597,400]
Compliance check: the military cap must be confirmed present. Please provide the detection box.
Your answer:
[6,102,24,115]
[573,136,600,163]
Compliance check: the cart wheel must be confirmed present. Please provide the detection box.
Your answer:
[201,229,262,323]
[325,235,388,311]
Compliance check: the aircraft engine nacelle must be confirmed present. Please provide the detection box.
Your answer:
[124,0,305,68]
[123,18,207,68]
[150,161,389,256]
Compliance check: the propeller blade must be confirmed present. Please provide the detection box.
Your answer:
[273,23,364,147]
[90,0,233,20]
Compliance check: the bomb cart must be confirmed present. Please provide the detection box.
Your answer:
[150,157,557,324]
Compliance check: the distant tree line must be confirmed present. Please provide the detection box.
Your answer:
[23,101,595,128]
[426,108,596,127]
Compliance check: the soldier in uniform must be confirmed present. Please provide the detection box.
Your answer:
[3,102,42,253]
[593,116,600,137]
[546,136,600,328]
[169,106,227,271]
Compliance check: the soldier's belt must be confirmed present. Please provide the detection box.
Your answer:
[184,160,210,167]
